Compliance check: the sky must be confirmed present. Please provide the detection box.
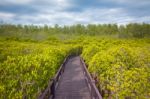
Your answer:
[0,0,150,25]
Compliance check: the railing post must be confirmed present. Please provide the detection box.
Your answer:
[50,79,55,98]
[80,57,103,99]
[38,56,69,99]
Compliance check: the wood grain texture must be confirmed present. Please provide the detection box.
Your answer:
[54,56,91,99]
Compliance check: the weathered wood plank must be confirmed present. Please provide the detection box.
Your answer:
[54,56,91,99]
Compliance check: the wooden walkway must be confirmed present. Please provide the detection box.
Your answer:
[38,56,102,99]
[54,56,91,99]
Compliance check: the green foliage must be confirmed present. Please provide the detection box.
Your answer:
[0,23,150,39]
[0,23,150,98]
[0,40,81,98]
[82,38,150,98]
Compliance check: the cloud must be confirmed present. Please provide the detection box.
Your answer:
[107,0,150,5]
[0,12,15,18]
[0,0,149,25]
[0,0,34,5]
[7,8,130,25]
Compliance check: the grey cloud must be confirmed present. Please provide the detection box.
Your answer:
[0,0,149,25]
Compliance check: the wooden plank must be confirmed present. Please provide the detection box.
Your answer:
[38,56,68,99]
[54,56,91,99]
[80,57,103,99]
[39,56,102,99]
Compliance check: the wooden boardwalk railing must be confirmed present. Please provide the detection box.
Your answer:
[80,58,102,99]
[38,56,102,99]
[38,56,69,99]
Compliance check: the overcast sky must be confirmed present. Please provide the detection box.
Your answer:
[0,0,150,25]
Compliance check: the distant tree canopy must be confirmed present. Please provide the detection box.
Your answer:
[0,23,150,40]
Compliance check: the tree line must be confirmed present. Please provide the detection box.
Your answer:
[0,23,150,39]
